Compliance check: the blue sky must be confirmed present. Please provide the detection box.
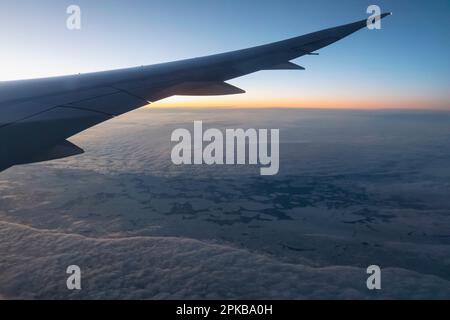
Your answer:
[0,0,449,109]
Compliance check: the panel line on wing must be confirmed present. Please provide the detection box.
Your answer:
[0,90,123,129]
[59,105,116,117]
[0,106,59,129]
[109,86,152,104]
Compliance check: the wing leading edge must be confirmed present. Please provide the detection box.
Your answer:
[0,13,391,171]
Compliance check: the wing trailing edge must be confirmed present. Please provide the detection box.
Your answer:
[174,82,246,96]
[263,62,305,70]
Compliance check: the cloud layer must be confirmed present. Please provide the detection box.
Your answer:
[1,221,450,300]
[2,109,450,299]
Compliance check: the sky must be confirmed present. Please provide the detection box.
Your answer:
[0,0,449,109]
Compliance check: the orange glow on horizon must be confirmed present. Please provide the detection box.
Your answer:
[150,96,450,110]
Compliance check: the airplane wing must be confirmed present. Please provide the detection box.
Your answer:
[0,13,391,171]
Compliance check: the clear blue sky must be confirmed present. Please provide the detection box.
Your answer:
[0,0,449,109]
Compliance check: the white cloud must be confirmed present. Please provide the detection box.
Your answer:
[1,221,449,300]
